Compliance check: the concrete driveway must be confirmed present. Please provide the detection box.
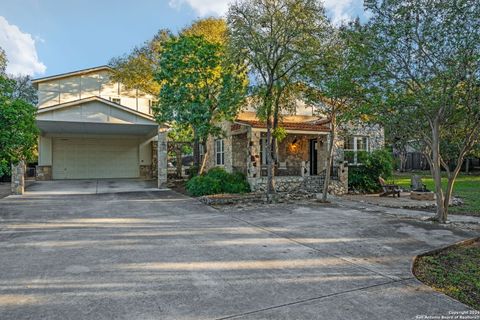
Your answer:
[0,188,476,320]
[24,179,161,196]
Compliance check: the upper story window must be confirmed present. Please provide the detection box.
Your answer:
[215,139,225,166]
[344,136,369,165]
[110,97,121,105]
[148,99,158,115]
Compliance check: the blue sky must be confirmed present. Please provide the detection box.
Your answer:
[0,0,366,77]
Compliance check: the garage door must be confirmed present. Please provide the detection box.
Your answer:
[52,138,139,179]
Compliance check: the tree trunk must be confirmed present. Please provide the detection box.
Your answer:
[322,115,335,202]
[266,118,275,201]
[199,140,208,175]
[175,146,183,178]
[399,149,407,172]
[193,130,200,171]
[431,120,446,222]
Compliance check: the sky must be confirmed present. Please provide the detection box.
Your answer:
[0,0,367,78]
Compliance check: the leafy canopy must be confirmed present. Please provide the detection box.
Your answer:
[0,73,38,176]
[154,34,247,141]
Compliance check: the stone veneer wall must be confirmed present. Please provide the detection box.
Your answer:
[36,165,52,181]
[252,175,325,194]
[335,122,385,160]
[250,162,349,195]
[151,141,158,179]
[231,133,248,174]
[157,130,168,187]
[11,161,25,195]
[278,134,309,169]
[139,165,153,180]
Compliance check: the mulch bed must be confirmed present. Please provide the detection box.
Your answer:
[413,238,480,310]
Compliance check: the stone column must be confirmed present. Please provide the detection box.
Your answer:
[339,161,349,191]
[157,129,168,188]
[246,129,261,190]
[11,160,25,195]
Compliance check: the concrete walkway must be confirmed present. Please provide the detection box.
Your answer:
[335,197,480,226]
[0,190,476,319]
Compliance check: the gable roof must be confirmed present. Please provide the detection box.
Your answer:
[37,96,156,123]
[31,66,113,87]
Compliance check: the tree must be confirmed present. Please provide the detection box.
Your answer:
[364,0,480,222]
[304,22,369,201]
[228,0,328,199]
[109,18,229,96]
[0,48,6,74]
[9,75,38,105]
[167,124,193,177]
[109,18,233,160]
[0,72,38,177]
[154,34,247,173]
[109,29,172,95]
[182,17,227,45]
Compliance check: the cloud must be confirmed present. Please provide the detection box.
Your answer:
[324,0,365,25]
[168,0,365,24]
[168,0,230,17]
[0,16,46,76]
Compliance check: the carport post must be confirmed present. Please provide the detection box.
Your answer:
[158,128,168,188]
[11,160,26,195]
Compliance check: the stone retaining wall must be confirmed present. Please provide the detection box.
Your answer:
[249,172,348,195]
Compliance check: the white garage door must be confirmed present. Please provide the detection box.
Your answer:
[52,138,139,179]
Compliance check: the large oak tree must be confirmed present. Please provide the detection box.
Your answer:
[227,0,328,199]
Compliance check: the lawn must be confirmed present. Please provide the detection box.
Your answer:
[413,239,480,310]
[390,171,480,216]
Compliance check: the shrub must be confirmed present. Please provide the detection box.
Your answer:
[348,149,394,193]
[186,167,250,196]
[186,175,221,196]
[223,171,251,194]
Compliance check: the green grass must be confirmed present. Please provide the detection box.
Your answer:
[414,240,480,310]
[389,171,480,216]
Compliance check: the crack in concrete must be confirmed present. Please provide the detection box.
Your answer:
[215,278,413,320]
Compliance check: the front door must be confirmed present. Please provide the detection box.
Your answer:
[309,139,318,175]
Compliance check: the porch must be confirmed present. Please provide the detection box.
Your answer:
[230,121,348,194]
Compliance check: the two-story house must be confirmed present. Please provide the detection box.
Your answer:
[32,66,167,186]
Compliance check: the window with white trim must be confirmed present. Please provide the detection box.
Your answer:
[344,136,369,164]
[215,139,225,165]
[148,99,158,114]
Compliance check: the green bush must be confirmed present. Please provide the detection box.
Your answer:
[186,167,250,196]
[186,175,221,196]
[348,149,394,193]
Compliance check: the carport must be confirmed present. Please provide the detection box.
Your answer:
[33,97,167,186]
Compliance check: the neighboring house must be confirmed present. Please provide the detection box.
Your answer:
[202,101,384,193]
[32,66,168,186]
